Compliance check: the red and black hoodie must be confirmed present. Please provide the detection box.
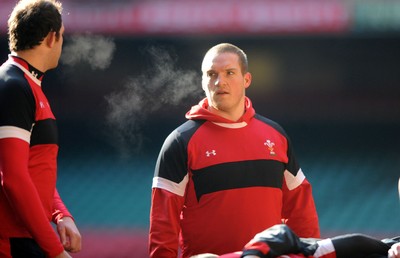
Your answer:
[150,97,319,258]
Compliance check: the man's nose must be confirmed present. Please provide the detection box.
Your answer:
[214,74,223,86]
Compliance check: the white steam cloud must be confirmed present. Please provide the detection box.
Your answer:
[105,46,202,157]
[61,33,116,70]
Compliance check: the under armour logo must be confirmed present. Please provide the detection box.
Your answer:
[205,150,216,157]
[31,71,38,78]
[39,101,45,108]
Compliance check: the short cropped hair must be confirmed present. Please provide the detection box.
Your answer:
[8,0,63,52]
[202,43,249,74]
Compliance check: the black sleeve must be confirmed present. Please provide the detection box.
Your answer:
[241,224,309,258]
[331,233,390,258]
[0,76,35,130]
[154,120,203,183]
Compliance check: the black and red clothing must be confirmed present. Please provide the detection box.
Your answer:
[149,97,319,257]
[0,56,71,257]
[218,224,399,258]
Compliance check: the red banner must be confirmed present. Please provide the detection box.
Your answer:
[1,0,350,35]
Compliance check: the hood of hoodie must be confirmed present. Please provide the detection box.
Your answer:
[185,97,255,124]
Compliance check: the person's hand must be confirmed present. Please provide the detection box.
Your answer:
[56,216,82,253]
[389,242,400,258]
[54,250,72,258]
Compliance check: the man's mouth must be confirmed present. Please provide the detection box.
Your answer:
[215,90,228,95]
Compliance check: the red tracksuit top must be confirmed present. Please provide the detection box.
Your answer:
[0,56,71,257]
[149,97,320,257]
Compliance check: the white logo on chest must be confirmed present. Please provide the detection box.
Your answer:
[264,139,276,156]
[205,150,216,157]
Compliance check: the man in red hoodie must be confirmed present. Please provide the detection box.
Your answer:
[149,43,320,258]
[0,1,81,257]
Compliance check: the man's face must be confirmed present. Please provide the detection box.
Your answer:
[201,51,251,119]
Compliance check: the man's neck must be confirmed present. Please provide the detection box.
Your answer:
[207,105,245,122]
[11,55,44,80]
[12,50,46,73]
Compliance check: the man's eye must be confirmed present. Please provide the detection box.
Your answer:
[208,72,216,77]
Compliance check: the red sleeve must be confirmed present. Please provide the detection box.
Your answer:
[149,188,184,258]
[282,178,320,238]
[52,189,73,223]
[0,138,64,257]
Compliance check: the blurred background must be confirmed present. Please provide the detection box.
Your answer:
[1,0,399,257]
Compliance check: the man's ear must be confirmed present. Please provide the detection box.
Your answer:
[45,31,57,48]
[244,72,252,89]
